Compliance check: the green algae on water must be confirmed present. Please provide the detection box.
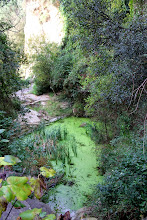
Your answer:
[45,117,103,213]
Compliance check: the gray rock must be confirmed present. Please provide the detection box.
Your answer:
[0,200,31,220]
[26,198,52,214]
[49,117,61,123]
[71,207,94,220]
[0,198,53,220]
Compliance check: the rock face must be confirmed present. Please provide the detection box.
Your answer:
[24,0,64,78]
[24,0,64,48]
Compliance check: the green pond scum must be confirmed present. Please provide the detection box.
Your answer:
[44,117,103,213]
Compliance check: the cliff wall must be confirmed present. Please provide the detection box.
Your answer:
[24,0,64,53]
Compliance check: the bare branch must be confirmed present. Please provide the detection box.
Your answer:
[128,74,135,110]
[143,114,147,154]
[130,78,147,114]
[133,78,147,99]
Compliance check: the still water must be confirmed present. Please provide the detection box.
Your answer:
[44,117,103,214]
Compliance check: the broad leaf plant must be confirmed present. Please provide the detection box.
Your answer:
[0,155,56,220]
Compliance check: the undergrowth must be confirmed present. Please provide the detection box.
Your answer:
[88,128,147,220]
[8,125,77,176]
[30,98,72,118]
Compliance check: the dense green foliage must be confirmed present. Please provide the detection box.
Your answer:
[0,0,25,115]
[0,110,23,156]
[92,148,146,219]
[89,130,147,219]
[58,0,146,128]
[0,0,24,158]
[29,40,59,95]
[0,32,21,113]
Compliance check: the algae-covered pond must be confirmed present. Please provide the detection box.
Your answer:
[44,117,103,213]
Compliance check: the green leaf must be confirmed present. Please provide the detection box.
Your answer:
[0,156,21,167]
[0,157,13,166]
[39,167,56,178]
[7,176,32,201]
[0,186,15,202]
[39,212,46,218]
[29,177,41,199]
[0,129,5,134]
[19,208,42,220]
[1,139,9,143]
[4,155,21,165]
[0,197,8,217]
[0,190,3,197]
[2,180,8,186]
[42,214,56,220]
[0,111,6,115]
[12,200,26,208]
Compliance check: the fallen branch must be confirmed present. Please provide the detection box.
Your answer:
[23,99,42,106]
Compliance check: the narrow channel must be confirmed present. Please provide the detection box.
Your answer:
[44,117,103,214]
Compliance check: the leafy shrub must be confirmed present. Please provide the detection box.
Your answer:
[0,155,56,220]
[86,123,112,145]
[61,0,146,126]
[51,49,74,91]
[0,32,21,114]
[90,131,147,219]
[92,148,147,219]
[72,102,85,117]
[0,112,22,156]
[30,39,58,95]
[83,15,146,121]
[63,51,88,102]
[51,47,88,104]
[0,128,9,156]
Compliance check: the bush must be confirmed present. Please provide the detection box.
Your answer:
[30,39,58,95]
[63,50,88,102]
[91,134,147,219]
[0,111,23,156]
[51,49,74,91]
[0,32,21,114]
[51,46,88,104]
[85,123,108,144]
